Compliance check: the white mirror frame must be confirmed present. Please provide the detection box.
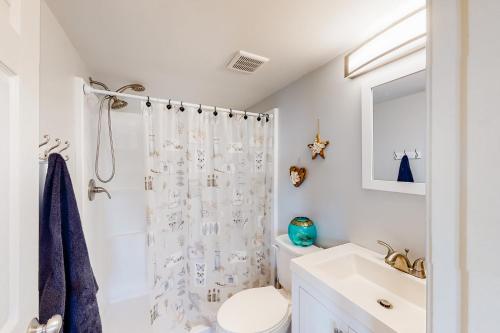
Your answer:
[361,54,426,195]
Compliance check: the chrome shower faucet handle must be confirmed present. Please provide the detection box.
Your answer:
[88,179,111,201]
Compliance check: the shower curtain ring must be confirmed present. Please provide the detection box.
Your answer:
[257,113,262,121]
[146,96,151,107]
[180,102,185,112]
[229,108,233,118]
[244,111,248,120]
[213,106,218,116]
[197,104,202,114]
[265,114,270,122]
[167,99,172,109]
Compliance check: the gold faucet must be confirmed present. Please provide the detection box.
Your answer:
[377,241,426,279]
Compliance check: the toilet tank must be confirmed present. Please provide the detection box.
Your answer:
[275,234,321,291]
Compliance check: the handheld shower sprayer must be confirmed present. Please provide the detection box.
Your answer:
[89,77,146,184]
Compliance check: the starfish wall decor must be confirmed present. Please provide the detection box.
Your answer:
[307,119,329,159]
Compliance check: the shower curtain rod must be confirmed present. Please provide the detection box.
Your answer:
[83,84,272,118]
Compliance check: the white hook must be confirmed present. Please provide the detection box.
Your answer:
[39,134,50,148]
[58,141,70,154]
[43,138,61,159]
[58,141,70,161]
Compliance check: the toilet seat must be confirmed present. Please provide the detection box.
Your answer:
[217,286,291,333]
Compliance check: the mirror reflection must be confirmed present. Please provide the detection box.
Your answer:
[372,70,426,183]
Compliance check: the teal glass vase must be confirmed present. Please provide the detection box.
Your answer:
[288,217,317,247]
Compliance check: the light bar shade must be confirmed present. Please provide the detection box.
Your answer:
[345,7,427,78]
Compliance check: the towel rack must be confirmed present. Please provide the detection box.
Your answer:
[39,134,70,161]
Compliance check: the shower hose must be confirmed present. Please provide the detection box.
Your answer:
[95,96,116,183]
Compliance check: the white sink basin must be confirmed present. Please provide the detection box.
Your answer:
[291,243,426,333]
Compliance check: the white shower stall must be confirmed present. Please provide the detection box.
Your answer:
[71,78,278,332]
[74,78,150,332]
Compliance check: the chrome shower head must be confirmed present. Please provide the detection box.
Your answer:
[110,97,128,110]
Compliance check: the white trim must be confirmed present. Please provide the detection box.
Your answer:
[8,75,20,331]
[427,0,464,331]
[268,108,279,286]
[425,4,433,331]
[2,72,20,333]
[73,77,86,212]
[361,53,426,195]
[271,108,279,239]
[0,1,39,330]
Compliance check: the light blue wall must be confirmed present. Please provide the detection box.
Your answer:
[249,54,426,258]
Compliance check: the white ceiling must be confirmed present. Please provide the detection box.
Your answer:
[46,0,424,109]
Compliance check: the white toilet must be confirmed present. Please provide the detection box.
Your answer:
[216,234,321,333]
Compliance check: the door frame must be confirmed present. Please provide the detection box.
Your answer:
[0,0,40,332]
[427,0,465,331]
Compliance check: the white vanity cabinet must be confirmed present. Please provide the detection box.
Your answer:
[297,287,351,333]
[293,279,366,333]
[291,243,427,333]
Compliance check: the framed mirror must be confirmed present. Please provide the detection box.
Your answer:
[361,57,426,195]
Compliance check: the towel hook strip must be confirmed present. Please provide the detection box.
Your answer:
[39,137,71,161]
[393,149,422,160]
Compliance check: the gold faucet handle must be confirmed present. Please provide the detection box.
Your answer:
[412,258,426,279]
[377,240,395,260]
[402,248,413,267]
[412,257,425,270]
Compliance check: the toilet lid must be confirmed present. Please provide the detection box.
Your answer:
[217,286,290,333]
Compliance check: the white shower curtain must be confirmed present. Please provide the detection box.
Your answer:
[143,102,273,332]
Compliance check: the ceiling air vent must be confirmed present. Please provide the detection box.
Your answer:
[227,51,269,74]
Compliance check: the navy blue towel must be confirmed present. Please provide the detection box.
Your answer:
[397,155,414,182]
[39,154,102,333]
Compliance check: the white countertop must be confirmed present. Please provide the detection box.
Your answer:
[291,243,426,333]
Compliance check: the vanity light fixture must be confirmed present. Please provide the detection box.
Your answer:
[344,7,427,78]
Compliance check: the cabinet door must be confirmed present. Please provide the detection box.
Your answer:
[298,288,349,333]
